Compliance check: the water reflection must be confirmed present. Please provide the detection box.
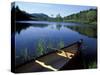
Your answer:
[56,23,62,30]
[16,23,30,34]
[66,25,97,38]
[15,23,49,34]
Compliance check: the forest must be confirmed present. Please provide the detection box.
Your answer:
[63,9,97,24]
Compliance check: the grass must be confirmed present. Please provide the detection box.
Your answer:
[63,19,97,25]
[37,39,45,56]
[20,48,30,61]
[88,61,97,68]
[58,40,65,48]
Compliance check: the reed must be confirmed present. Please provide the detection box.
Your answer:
[58,40,65,48]
[37,39,45,56]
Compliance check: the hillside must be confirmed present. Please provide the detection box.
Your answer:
[63,9,97,24]
[11,6,50,21]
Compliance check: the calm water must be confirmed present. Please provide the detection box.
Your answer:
[14,21,97,68]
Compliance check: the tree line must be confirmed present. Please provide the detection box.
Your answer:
[63,9,97,24]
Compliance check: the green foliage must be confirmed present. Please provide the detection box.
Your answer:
[87,10,97,23]
[31,13,50,21]
[67,25,97,38]
[88,61,97,68]
[37,39,45,56]
[55,14,63,22]
[63,9,97,24]
[59,40,65,48]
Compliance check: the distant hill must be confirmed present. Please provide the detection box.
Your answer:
[31,13,50,21]
[63,9,97,24]
[11,6,50,21]
[11,6,33,21]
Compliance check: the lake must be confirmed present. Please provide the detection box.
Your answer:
[13,21,97,68]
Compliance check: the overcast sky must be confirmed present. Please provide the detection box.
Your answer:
[15,2,96,17]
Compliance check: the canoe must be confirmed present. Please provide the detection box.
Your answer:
[15,40,83,73]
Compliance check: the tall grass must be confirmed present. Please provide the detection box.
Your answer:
[58,40,65,48]
[36,39,45,56]
[88,61,97,68]
[19,48,30,62]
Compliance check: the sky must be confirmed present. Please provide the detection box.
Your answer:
[15,2,96,17]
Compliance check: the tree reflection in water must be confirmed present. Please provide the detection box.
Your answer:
[66,25,97,38]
